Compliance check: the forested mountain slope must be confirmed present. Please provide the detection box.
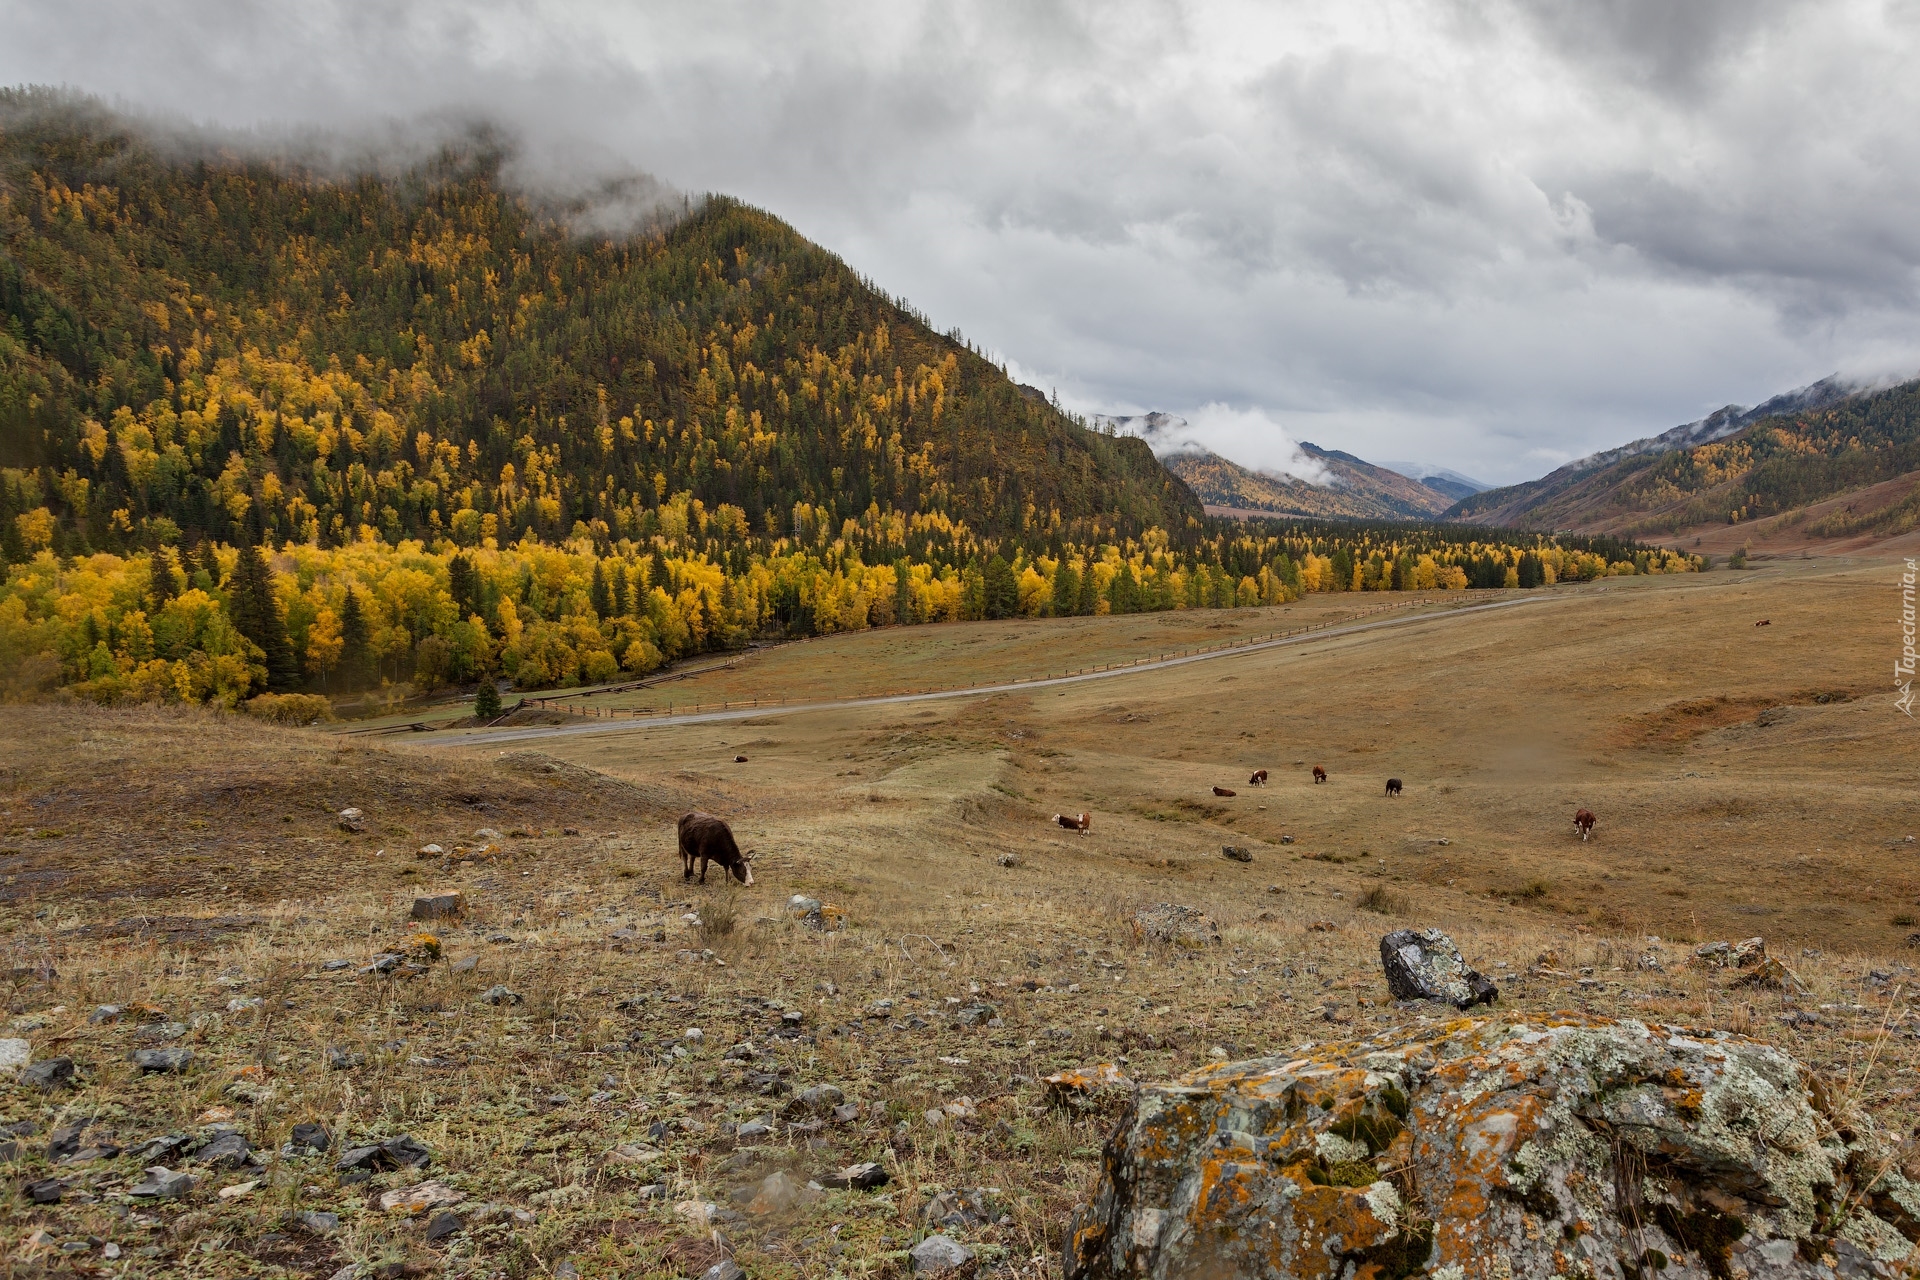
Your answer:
[1445,379,1920,541]
[0,93,1695,707]
[0,90,1195,560]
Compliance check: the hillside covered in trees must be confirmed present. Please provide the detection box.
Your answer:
[0,91,1698,706]
[1446,379,1920,540]
[0,89,1195,557]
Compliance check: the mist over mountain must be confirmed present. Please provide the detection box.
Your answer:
[1086,410,1451,521]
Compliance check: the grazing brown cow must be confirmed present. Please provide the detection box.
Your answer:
[733,755,748,763]
[1053,812,1091,836]
[1312,766,1328,784]
[1754,619,1770,627]
[1248,769,1269,786]
[1574,808,1596,841]
[1213,786,1237,797]
[678,811,754,885]
[1385,778,1403,797]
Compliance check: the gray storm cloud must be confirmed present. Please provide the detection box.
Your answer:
[4,0,1917,483]
[0,89,697,242]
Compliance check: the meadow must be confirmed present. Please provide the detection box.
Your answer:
[2,556,1915,1278]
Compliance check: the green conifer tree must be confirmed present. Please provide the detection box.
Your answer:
[228,543,299,690]
[590,561,613,618]
[447,553,477,619]
[984,554,1018,620]
[340,586,373,691]
[148,547,177,609]
[1050,560,1078,617]
[893,561,914,624]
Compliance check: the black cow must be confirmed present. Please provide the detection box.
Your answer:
[678,811,754,885]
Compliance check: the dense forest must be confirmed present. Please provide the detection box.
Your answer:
[1447,379,1920,537]
[0,91,1697,706]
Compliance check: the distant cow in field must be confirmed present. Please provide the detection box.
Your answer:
[1054,812,1091,836]
[1385,778,1403,797]
[678,811,755,885]
[1312,766,1328,784]
[1754,619,1770,627]
[1248,769,1268,786]
[1574,808,1596,841]
[1213,786,1237,797]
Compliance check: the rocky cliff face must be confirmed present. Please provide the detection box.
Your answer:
[1066,1013,1918,1279]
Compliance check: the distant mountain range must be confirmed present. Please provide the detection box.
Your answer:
[1443,375,1920,550]
[1373,462,1491,504]
[1446,377,1860,528]
[1088,411,1480,521]
[1075,370,1920,553]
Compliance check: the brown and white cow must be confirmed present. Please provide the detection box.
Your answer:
[678,811,754,885]
[1054,812,1092,836]
[1248,769,1269,786]
[1574,808,1596,841]
[1385,778,1403,797]
[1312,765,1328,784]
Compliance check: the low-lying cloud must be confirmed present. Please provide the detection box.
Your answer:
[1093,405,1332,485]
[0,89,695,242]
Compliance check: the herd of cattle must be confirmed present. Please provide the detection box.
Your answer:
[681,764,1598,884]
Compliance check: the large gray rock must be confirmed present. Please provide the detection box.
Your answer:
[1378,926,1496,1008]
[131,1047,194,1073]
[411,891,464,920]
[20,1055,74,1090]
[1064,1013,1920,1279]
[191,1130,250,1168]
[334,1133,432,1172]
[908,1233,975,1275]
[129,1167,194,1199]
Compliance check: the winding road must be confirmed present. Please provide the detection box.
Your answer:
[417,593,1549,749]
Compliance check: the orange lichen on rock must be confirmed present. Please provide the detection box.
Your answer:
[1064,1013,1920,1279]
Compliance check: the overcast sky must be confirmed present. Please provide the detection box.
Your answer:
[6,0,1919,484]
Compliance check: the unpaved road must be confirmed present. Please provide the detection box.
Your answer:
[420,594,1549,748]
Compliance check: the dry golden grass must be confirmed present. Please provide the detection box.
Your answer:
[3,557,1917,1277]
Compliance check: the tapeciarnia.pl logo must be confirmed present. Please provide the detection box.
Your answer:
[1899,557,1917,717]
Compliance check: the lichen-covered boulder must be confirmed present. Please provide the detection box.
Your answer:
[1064,1013,1920,1279]
[1379,928,1497,1009]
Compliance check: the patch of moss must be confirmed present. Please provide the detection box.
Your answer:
[1322,1159,1381,1188]
[1652,1203,1746,1280]
[1353,1220,1434,1279]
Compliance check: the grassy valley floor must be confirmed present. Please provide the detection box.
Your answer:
[2,558,1917,1277]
